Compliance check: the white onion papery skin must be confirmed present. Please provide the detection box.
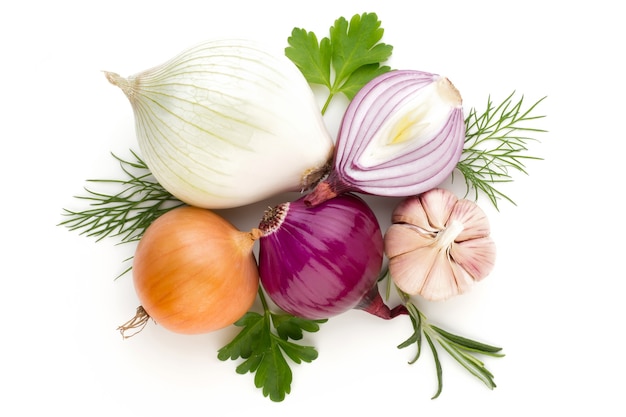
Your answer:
[106,39,334,209]
[304,70,465,207]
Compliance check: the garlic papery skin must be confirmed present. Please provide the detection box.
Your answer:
[384,188,496,301]
[105,39,334,209]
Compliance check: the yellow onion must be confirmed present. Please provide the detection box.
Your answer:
[124,206,260,335]
[384,188,496,301]
[105,39,334,209]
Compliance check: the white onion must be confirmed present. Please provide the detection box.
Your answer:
[105,39,334,209]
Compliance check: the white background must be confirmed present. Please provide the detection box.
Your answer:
[2,1,624,415]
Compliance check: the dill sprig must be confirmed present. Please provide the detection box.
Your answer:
[59,150,183,243]
[456,92,547,209]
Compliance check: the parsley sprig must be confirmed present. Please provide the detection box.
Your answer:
[456,92,547,208]
[217,288,326,402]
[286,12,392,114]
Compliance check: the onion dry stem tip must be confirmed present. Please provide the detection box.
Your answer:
[300,157,333,191]
[303,180,338,207]
[103,71,135,99]
[355,285,408,319]
[249,228,263,241]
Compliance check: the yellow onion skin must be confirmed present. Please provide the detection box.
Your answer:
[105,39,334,209]
[132,206,260,334]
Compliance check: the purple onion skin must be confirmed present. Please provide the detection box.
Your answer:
[258,193,397,320]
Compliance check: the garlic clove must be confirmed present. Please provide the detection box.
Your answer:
[448,199,491,241]
[449,260,477,295]
[450,237,496,281]
[419,251,458,301]
[383,223,436,259]
[418,187,457,230]
[390,195,432,231]
[387,246,439,296]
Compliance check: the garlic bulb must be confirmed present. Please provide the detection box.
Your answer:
[105,39,334,209]
[384,188,496,301]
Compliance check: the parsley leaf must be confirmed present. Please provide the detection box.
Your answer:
[286,12,393,114]
[285,28,332,87]
[217,291,326,402]
[328,13,393,88]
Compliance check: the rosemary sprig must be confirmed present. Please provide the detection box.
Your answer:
[456,92,547,209]
[59,150,183,243]
[398,300,504,399]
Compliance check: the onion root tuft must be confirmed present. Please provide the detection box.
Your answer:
[117,306,152,339]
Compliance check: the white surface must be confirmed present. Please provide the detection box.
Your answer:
[2,1,624,415]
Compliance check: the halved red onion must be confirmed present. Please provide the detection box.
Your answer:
[257,193,405,320]
[305,70,466,207]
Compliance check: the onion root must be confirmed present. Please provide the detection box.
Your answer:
[117,306,152,339]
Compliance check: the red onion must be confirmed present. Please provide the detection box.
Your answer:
[305,70,466,207]
[257,193,405,320]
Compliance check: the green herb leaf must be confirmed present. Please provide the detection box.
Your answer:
[328,13,393,87]
[253,344,292,400]
[398,301,504,399]
[217,312,268,361]
[396,302,422,364]
[423,331,443,399]
[431,325,503,355]
[59,150,183,244]
[338,63,391,100]
[284,28,331,87]
[456,92,547,209]
[286,12,392,114]
[272,314,327,341]
[272,335,319,364]
[217,290,323,402]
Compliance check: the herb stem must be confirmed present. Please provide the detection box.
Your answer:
[258,286,271,314]
[321,93,333,115]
